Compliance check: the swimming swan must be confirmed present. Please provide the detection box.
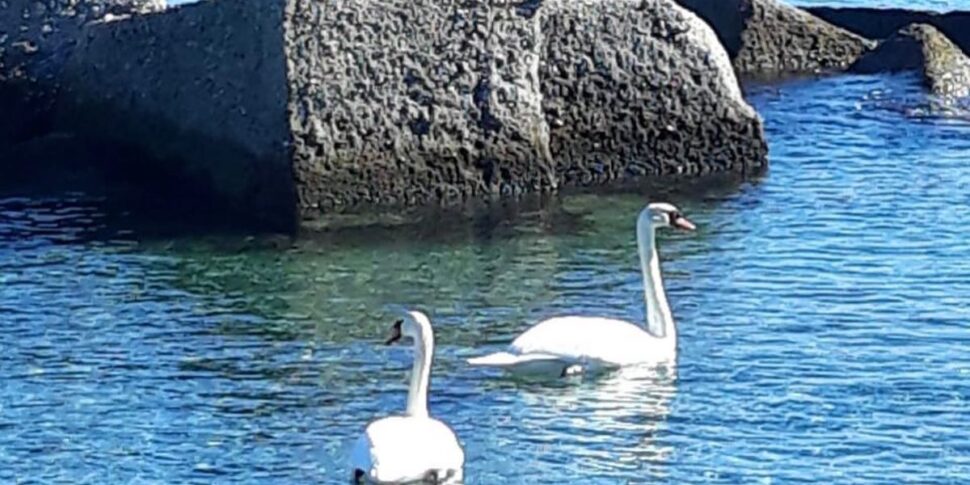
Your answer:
[467,203,695,377]
[351,311,465,483]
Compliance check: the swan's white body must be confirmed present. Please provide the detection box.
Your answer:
[351,311,464,483]
[467,203,692,377]
[351,416,464,483]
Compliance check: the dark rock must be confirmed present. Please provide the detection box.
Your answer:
[808,7,970,56]
[851,24,970,99]
[542,0,768,183]
[677,0,876,75]
[53,0,767,231]
[55,0,297,231]
[0,0,165,145]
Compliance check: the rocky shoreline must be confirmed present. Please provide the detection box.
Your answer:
[1,0,967,232]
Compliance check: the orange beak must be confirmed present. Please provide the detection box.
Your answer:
[672,215,696,231]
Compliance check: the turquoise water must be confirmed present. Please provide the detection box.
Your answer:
[2,72,970,484]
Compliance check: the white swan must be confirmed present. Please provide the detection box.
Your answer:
[467,202,695,377]
[351,311,464,484]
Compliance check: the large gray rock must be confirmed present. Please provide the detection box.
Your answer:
[543,0,767,182]
[55,0,767,230]
[0,0,165,144]
[286,0,556,213]
[808,7,970,56]
[677,0,876,75]
[851,24,970,99]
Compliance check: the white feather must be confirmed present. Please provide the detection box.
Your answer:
[467,203,691,377]
[350,416,464,483]
[350,311,464,482]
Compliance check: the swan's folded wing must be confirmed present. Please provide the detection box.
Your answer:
[467,352,563,367]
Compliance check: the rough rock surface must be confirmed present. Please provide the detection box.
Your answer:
[542,0,767,182]
[677,0,875,75]
[808,8,970,56]
[285,0,555,215]
[55,0,296,230]
[54,0,768,229]
[0,0,165,144]
[851,24,970,99]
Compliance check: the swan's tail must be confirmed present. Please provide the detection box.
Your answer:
[467,352,570,377]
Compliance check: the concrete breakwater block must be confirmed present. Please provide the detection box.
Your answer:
[542,0,767,183]
[53,0,767,230]
[808,7,970,57]
[851,24,970,100]
[0,0,165,144]
[677,0,875,75]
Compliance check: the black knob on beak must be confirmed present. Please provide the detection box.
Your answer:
[385,319,403,345]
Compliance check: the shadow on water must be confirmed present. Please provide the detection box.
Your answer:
[1,125,761,247]
[0,132,281,239]
[0,158,759,352]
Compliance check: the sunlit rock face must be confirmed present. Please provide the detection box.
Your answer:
[50,0,766,230]
[285,0,556,214]
[541,0,767,186]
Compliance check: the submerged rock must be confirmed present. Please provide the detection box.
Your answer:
[54,0,767,231]
[676,0,875,75]
[851,24,970,99]
[543,0,767,183]
[0,0,166,145]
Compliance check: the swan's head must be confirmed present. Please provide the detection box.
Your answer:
[384,310,433,345]
[642,202,695,231]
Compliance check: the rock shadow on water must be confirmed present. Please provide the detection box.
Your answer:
[296,170,762,248]
[0,132,291,242]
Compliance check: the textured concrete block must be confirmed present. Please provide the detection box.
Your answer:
[542,0,767,183]
[285,0,555,216]
[808,7,970,57]
[56,0,296,229]
[677,0,876,75]
[52,0,769,230]
[852,24,970,99]
[0,0,164,144]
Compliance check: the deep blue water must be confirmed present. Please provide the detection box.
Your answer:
[792,0,961,10]
[165,0,965,11]
[2,72,970,484]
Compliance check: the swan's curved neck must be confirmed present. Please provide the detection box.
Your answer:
[637,217,676,343]
[405,328,433,418]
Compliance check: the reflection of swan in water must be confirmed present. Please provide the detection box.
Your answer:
[468,203,695,377]
[502,365,678,479]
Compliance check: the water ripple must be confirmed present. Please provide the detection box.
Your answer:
[2,72,970,482]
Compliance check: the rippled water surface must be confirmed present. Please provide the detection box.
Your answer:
[166,0,967,10]
[3,73,970,482]
[792,0,963,10]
